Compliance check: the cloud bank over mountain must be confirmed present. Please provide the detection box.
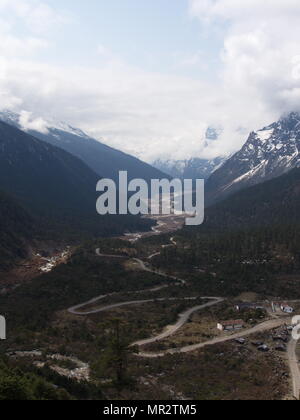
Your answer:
[0,0,300,162]
[189,0,300,154]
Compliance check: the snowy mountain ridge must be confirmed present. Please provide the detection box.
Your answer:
[206,112,300,204]
[153,156,228,180]
[0,109,90,140]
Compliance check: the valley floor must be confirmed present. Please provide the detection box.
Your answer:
[1,214,300,400]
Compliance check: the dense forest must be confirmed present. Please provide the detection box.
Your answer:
[0,242,169,332]
[152,224,300,296]
[0,121,156,270]
[0,356,104,400]
[149,170,300,297]
[0,357,72,400]
[0,190,34,269]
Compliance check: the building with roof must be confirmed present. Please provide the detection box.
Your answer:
[280,303,294,314]
[217,320,245,332]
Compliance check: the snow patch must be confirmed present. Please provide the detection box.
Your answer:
[224,159,268,190]
[256,128,274,142]
[0,109,89,140]
[49,121,89,139]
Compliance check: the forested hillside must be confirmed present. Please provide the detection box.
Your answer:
[0,191,34,269]
[204,167,300,231]
[0,121,153,241]
[0,110,168,183]
[153,169,300,297]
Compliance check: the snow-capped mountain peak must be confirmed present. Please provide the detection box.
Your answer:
[153,156,227,180]
[206,112,300,204]
[0,109,168,182]
[255,128,274,143]
[0,109,20,126]
[0,109,90,140]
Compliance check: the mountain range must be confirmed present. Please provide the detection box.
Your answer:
[0,120,98,219]
[204,167,300,230]
[0,110,167,183]
[153,156,227,180]
[0,110,168,267]
[0,108,300,249]
[152,125,225,180]
[206,112,300,205]
[0,120,153,248]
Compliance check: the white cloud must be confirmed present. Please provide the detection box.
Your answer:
[0,2,51,57]
[1,1,300,163]
[0,0,69,33]
[0,34,47,56]
[188,0,300,158]
[189,0,300,21]
[0,56,215,161]
[0,1,216,162]
[19,110,49,134]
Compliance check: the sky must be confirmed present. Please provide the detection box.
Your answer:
[1,0,300,162]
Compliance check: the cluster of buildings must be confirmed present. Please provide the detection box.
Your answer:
[217,301,295,333]
[271,302,294,314]
[217,301,264,332]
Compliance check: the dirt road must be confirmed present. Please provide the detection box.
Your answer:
[132,298,224,348]
[70,227,300,399]
[70,296,207,316]
[136,318,288,358]
[95,248,186,285]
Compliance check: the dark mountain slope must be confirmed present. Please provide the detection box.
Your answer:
[0,121,152,238]
[0,110,168,183]
[0,190,34,268]
[35,128,169,183]
[154,169,300,297]
[0,121,98,220]
[204,167,300,231]
[178,167,300,270]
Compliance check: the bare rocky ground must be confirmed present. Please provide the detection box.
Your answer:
[0,246,71,293]
[8,351,90,382]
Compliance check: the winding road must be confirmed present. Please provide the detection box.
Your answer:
[96,248,186,286]
[132,297,224,348]
[67,234,300,399]
[136,318,287,358]
[68,249,185,316]
[69,294,216,317]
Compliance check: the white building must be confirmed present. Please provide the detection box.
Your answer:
[217,320,244,332]
[281,303,294,314]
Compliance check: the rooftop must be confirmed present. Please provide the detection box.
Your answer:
[220,320,244,326]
